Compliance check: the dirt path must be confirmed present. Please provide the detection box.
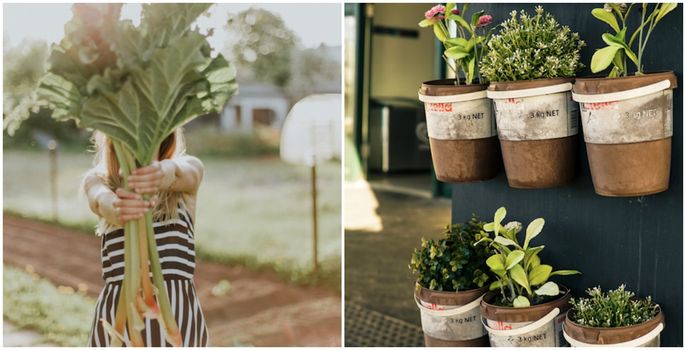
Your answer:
[4,214,341,346]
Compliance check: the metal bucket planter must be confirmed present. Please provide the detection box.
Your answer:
[414,285,490,346]
[418,79,500,183]
[572,72,677,196]
[563,309,664,347]
[480,287,571,347]
[487,78,578,188]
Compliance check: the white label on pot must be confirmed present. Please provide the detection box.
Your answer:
[423,97,495,140]
[486,319,557,347]
[580,90,673,144]
[493,91,578,141]
[419,300,487,341]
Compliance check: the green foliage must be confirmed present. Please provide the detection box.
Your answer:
[590,3,677,77]
[480,6,586,82]
[478,207,580,307]
[4,265,95,346]
[569,284,659,328]
[7,3,238,165]
[409,216,491,292]
[419,3,494,85]
[226,8,297,87]
[184,126,279,158]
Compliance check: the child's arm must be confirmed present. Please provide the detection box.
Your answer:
[129,155,204,195]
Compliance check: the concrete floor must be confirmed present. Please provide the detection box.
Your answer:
[344,188,451,346]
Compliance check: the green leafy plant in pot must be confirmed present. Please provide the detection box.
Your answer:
[417,4,501,183]
[563,285,664,346]
[572,3,678,197]
[477,207,580,347]
[5,4,237,346]
[409,216,491,346]
[481,7,585,189]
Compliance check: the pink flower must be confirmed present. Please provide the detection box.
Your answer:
[451,8,461,15]
[477,14,493,28]
[424,5,446,20]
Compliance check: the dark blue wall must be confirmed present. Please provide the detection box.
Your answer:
[450,3,683,346]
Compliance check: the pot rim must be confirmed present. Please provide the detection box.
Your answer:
[415,283,489,305]
[481,285,571,317]
[573,71,677,95]
[420,79,489,97]
[488,77,575,92]
[564,306,663,333]
[574,70,675,83]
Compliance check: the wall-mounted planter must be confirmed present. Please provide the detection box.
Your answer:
[563,309,664,347]
[572,72,678,196]
[418,80,500,183]
[480,287,571,347]
[487,78,578,188]
[414,285,490,347]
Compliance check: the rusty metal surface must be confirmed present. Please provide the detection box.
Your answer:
[499,136,577,188]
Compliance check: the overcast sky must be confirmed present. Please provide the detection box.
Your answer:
[3,3,341,51]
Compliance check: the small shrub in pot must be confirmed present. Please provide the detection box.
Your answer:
[481,7,585,189]
[477,207,580,347]
[409,215,491,346]
[564,285,664,346]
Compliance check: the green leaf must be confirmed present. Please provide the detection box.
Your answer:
[451,14,473,34]
[550,269,581,276]
[489,280,504,291]
[467,56,475,83]
[486,254,505,271]
[494,207,507,225]
[483,222,495,232]
[527,254,541,269]
[534,281,560,296]
[445,3,455,17]
[655,3,677,24]
[509,264,531,294]
[419,19,436,28]
[602,32,638,65]
[513,296,531,308]
[612,49,625,72]
[591,8,620,33]
[445,37,469,48]
[494,236,517,247]
[528,264,552,286]
[523,218,544,249]
[433,24,447,42]
[591,46,621,73]
[445,46,469,60]
[505,250,525,270]
[471,10,485,28]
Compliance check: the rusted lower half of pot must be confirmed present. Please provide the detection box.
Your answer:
[480,287,572,323]
[424,334,490,347]
[564,309,664,345]
[429,137,500,183]
[586,138,671,196]
[499,136,577,189]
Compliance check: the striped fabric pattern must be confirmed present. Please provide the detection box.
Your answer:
[88,205,209,347]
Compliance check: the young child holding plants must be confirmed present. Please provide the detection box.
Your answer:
[83,129,209,346]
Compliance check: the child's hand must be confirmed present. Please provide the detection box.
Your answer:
[128,162,164,195]
[113,188,154,222]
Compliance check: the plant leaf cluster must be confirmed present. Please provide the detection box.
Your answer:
[480,6,586,82]
[569,284,659,328]
[419,3,494,85]
[590,3,677,77]
[478,207,580,307]
[409,215,491,292]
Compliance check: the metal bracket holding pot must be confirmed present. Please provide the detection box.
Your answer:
[562,322,664,347]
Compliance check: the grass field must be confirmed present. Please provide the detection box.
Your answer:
[4,150,341,282]
[4,265,96,346]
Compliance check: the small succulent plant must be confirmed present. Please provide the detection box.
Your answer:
[569,284,659,328]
